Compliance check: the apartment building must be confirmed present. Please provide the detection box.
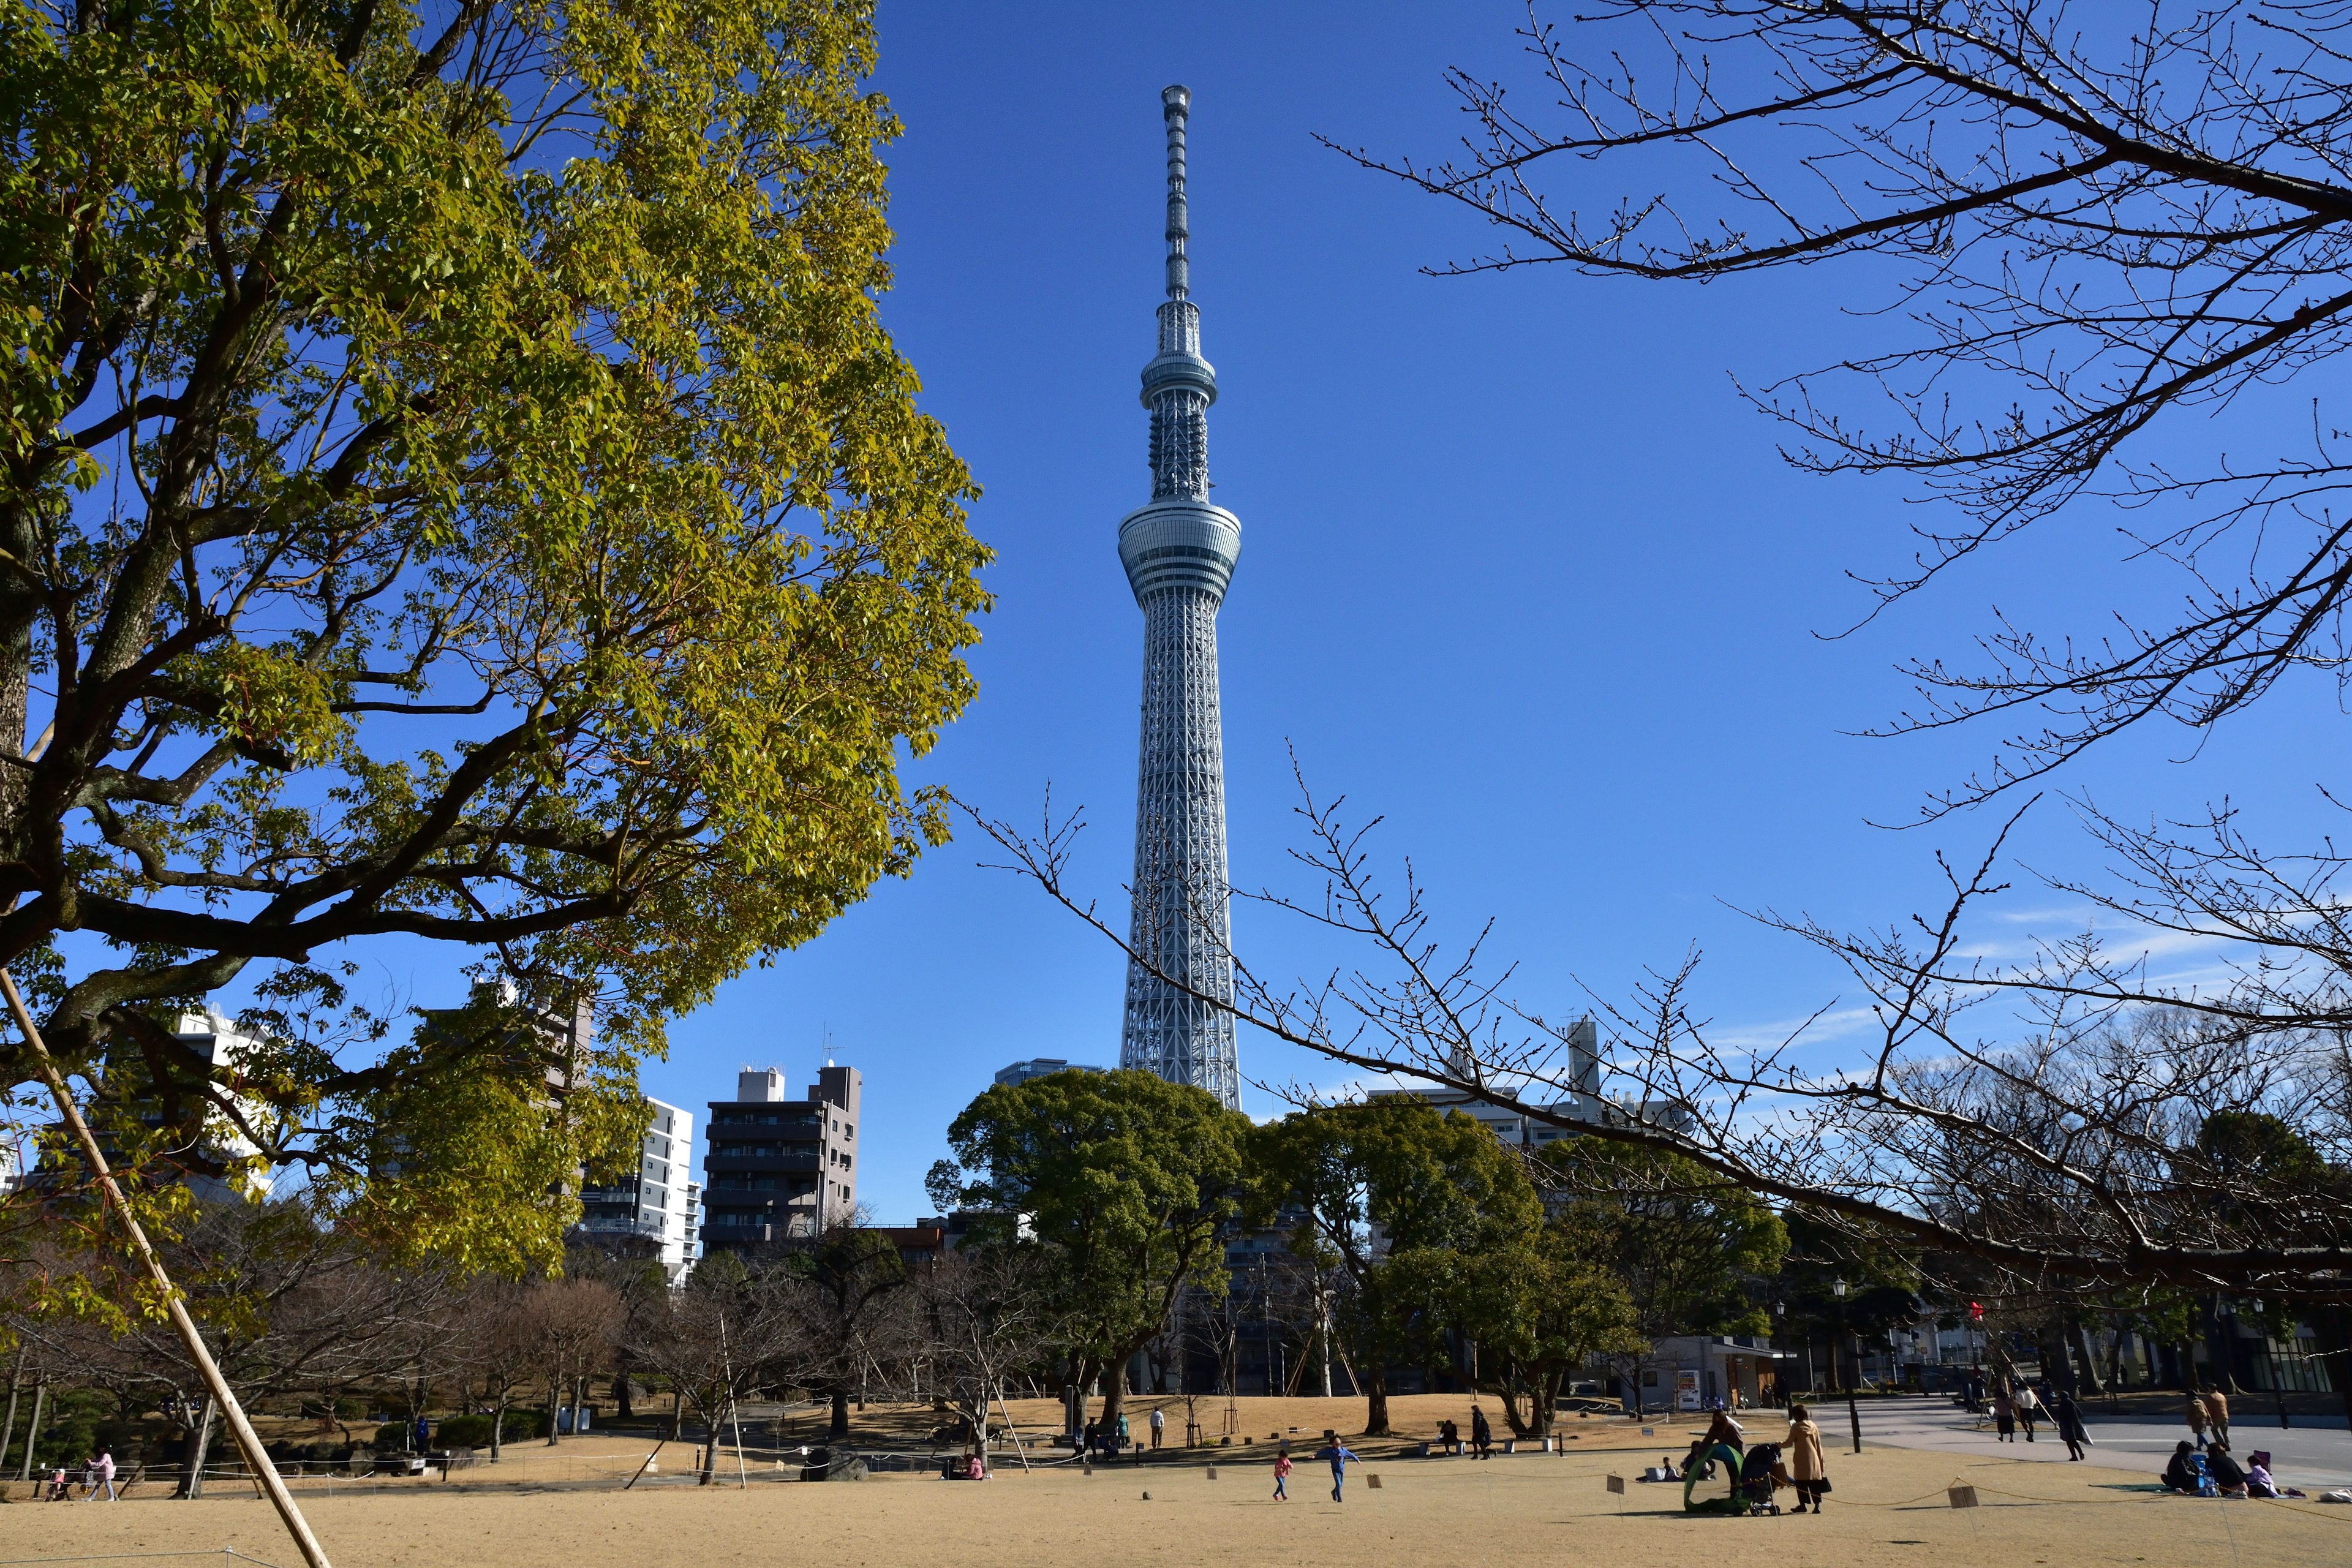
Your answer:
[573,1096,699,1280]
[701,1064,860,1253]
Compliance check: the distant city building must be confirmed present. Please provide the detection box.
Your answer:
[701,1064,860,1253]
[168,1008,282,1200]
[573,1097,699,1280]
[1116,86,1244,1112]
[992,1058,1107,1088]
[1365,1020,1611,1148]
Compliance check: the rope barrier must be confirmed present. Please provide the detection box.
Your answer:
[0,1555,284,1567]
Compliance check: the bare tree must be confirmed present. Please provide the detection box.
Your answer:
[964,774,2352,1312]
[626,1257,803,1485]
[1329,1,2352,816]
[524,1277,622,1446]
[911,1248,1060,1465]
[767,1222,921,1442]
[444,1276,539,1462]
[16,1200,434,1494]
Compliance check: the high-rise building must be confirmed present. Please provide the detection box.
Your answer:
[992,1057,1107,1088]
[701,1064,860,1253]
[573,1096,698,1280]
[1117,85,1242,1112]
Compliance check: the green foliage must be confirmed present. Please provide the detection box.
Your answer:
[1542,1136,1787,1341]
[0,0,988,1279]
[1261,1099,1544,1417]
[939,1069,1259,1384]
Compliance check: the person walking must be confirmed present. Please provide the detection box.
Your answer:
[1314,1432,1359,1502]
[2014,1382,2040,1442]
[1784,1401,1829,1514]
[1991,1387,2016,1441]
[2052,1390,2091,1462]
[88,1447,118,1501]
[2185,1390,2209,1451]
[2203,1389,2230,1450]
[1272,1450,1292,1501]
[1469,1404,1493,1460]
[1149,1406,1164,1452]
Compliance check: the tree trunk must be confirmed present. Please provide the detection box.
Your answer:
[1363,1366,1391,1436]
[829,1385,851,1441]
[698,1409,720,1486]
[17,1381,46,1482]
[1099,1364,1128,1432]
[613,1367,634,1422]
[176,1397,217,1499]
[546,1366,561,1445]
[668,1387,684,1441]
[0,1349,22,1474]
[2071,1318,2106,1396]
[490,1402,506,1463]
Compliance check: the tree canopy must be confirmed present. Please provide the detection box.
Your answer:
[1261,1097,1544,1434]
[937,1068,1257,1427]
[0,0,987,1270]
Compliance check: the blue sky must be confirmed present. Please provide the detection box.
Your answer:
[640,4,2345,1218]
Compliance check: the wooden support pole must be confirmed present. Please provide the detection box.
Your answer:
[2,970,332,1568]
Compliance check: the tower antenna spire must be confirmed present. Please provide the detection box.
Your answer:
[1163,84,1191,301]
[1117,86,1243,1111]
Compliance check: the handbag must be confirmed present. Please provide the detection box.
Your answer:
[1815,1476,1833,1493]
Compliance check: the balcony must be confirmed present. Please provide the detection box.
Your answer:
[706,1147,821,1174]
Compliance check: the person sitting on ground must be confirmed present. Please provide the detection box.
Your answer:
[2244,1452,2303,1499]
[2206,1442,2250,1496]
[2162,1440,2203,1493]
[1659,1453,1683,1482]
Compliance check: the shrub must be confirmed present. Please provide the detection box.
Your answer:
[432,1409,541,1449]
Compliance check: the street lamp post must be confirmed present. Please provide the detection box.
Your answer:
[1835,1280,1861,1455]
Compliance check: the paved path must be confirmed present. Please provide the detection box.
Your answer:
[1823,1397,2352,1493]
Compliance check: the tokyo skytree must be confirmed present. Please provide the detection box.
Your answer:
[1117,85,1242,1111]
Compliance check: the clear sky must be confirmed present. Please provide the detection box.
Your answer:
[623,2,2342,1221]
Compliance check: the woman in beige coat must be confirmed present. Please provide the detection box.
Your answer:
[1784,1402,1829,1513]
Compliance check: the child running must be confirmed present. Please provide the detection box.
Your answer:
[1272,1450,1292,1500]
[1313,1431,1360,1502]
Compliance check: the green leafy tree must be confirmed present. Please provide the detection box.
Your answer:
[1262,1098,1542,1435]
[0,0,987,1273]
[1771,1209,1917,1395]
[1435,1228,1642,1438]
[1542,1137,1786,1410]
[937,1069,1257,1430]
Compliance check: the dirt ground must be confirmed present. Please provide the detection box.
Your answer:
[4,1398,2349,1568]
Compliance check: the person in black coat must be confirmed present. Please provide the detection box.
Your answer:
[2160,1441,2201,1493]
[2206,1442,2250,1496]
[2052,1390,2092,1461]
[1469,1405,1494,1460]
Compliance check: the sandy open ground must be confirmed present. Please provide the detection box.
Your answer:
[3,1400,2349,1568]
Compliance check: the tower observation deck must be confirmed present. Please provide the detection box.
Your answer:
[1117,85,1242,1111]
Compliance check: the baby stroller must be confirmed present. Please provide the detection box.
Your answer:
[1739,1443,1784,1515]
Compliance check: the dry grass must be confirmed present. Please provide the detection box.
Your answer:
[2,1400,2346,1568]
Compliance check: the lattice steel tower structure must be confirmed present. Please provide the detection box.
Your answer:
[1117,85,1242,1111]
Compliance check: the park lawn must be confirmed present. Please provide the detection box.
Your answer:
[2,1431,2345,1568]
